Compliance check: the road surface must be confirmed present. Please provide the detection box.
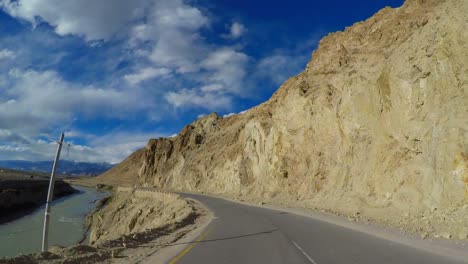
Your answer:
[168,193,467,264]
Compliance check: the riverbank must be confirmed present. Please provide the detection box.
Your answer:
[0,179,77,224]
[0,188,208,263]
[0,185,106,258]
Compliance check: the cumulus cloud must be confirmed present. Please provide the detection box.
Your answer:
[228,22,246,39]
[0,0,147,41]
[1,0,250,110]
[0,66,168,163]
[164,89,231,110]
[161,48,249,110]
[200,84,224,93]
[200,48,249,94]
[8,70,135,112]
[149,31,204,73]
[0,0,313,163]
[0,129,30,145]
[124,67,171,85]
[223,113,236,118]
[222,108,249,118]
[126,2,249,109]
[0,130,161,163]
[0,48,15,59]
[129,0,209,73]
[0,69,149,137]
[71,131,163,163]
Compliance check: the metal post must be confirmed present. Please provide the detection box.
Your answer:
[41,132,65,252]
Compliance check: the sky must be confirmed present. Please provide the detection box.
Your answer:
[0,0,405,164]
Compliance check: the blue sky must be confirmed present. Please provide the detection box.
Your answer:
[0,0,404,163]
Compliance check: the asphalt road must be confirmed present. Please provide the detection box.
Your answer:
[171,193,467,264]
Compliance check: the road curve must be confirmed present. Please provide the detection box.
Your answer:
[169,193,467,264]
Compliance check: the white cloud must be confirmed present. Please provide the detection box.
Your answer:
[0,69,147,135]
[0,0,314,164]
[223,113,236,118]
[1,0,250,111]
[0,49,15,59]
[12,70,123,109]
[124,67,171,85]
[228,22,246,39]
[201,48,249,94]
[0,145,27,152]
[165,89,231,110]
[127,0,210,73]
[74,131,163,163]
[222,108,249,118]
[0,129,30,144]
[0,130,162,163]
[149,31,204,73]
[151,0,208,31]
[127,2,249,108]
[200,84,224,93]
[0,0,147,41]
[0,66,167,162]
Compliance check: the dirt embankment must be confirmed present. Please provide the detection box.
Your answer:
[87,188,196,245]
[0,188,207,264]
[0,180,77,224]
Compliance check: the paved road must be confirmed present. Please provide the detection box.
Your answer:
[171,193,467,264]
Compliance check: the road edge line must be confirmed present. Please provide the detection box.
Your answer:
[168,228,212,264]
[292,241,318,264]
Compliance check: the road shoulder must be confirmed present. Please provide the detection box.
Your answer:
[138,198,214,264]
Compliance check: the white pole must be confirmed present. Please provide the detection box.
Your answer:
[41,132,65,252]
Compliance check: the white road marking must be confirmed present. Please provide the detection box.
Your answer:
[292,241,318,264]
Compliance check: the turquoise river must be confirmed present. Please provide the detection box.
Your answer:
[0,185,107,258]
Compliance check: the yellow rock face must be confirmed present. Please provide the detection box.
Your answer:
[99,0,468,238]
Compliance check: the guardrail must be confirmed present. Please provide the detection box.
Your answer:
[116,187,179,203]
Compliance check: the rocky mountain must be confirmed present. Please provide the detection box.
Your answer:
[98,0,467,238]
[0,160,114,176]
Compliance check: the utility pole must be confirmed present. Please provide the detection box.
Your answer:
[41,132,65,252]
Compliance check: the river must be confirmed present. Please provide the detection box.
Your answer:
[0,185,107,258]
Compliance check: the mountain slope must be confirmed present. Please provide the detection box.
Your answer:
[95,149,145,186]
[98,0,468,238]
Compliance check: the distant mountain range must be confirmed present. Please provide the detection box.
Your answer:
[0,160,114,176]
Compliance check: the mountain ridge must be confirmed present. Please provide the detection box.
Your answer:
[0,160,114,176]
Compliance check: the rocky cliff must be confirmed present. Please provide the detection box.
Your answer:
[101,0,468,238]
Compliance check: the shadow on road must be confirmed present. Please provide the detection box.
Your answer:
[166,229,280,247]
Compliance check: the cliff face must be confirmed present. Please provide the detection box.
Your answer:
[103,0,468,238]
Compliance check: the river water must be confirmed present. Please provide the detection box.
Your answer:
[0,185,107,258]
